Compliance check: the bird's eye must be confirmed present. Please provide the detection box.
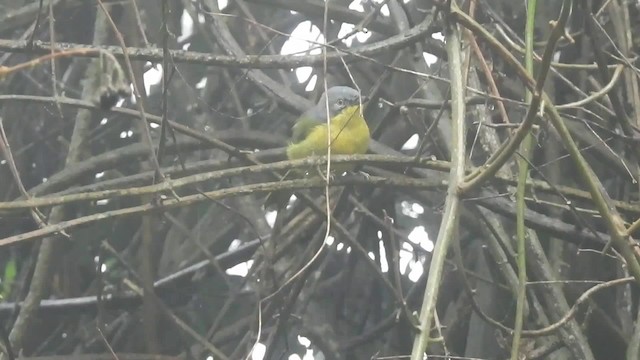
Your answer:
[336,99,345,107]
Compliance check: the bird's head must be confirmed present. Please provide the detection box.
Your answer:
[315,86,364,119]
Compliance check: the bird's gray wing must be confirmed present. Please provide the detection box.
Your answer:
[290,107,325,143]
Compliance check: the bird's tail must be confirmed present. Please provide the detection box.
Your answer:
[263,189,293,210]
[263,170,295,210]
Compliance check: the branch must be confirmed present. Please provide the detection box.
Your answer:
[410,6,466,358]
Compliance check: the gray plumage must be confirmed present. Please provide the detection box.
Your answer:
[291,86,362,142]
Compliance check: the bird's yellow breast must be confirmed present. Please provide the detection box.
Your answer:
[286,105,370,161]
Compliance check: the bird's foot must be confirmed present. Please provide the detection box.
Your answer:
[315,165,336,182]
[345,170,371,179]
[357,170,371,180]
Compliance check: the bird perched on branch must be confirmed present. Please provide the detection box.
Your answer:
[264,86,370,210]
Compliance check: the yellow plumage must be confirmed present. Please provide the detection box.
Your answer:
[264,86,370,209]
[286,105,370,163]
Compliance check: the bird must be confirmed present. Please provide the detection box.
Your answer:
[264,86,370,210]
